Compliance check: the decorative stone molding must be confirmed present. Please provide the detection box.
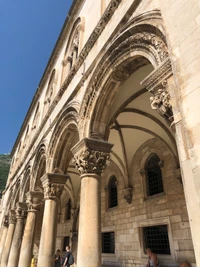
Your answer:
[71,138,113,176]
[140,57,172,92]
[3,215,9,227]
[40,173,69,200]
[15,202,27,219]
[141,58,174,125]
[26,191,44,212]
[123,187,133,204]
[149,82,174,124]
[9,210,16,224]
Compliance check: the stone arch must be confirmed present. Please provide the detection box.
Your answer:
[80,17,169,139]
[20,167,31,202]
[43,69,58,118]
[10,180,21,209]
[130,138,179,199]
[48,103,80,173]
[31,142,47,191]
[32,101,40,131]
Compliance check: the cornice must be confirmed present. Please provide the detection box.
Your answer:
[140,57,173,93]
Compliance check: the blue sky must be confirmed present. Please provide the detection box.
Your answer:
[0,0,73,154]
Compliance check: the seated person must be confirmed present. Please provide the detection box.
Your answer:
[146,248,159,267]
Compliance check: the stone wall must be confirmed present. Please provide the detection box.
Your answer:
[101,138,195,267]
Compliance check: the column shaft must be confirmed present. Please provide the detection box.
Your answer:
[77,174,101,267]
[18,211,37,267]
[37,199,58,267]
[0,226,8,261]
[7,217,24,267]
[1,223,15,267]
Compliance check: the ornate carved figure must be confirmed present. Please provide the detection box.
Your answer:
[150,87,173,123]
[123,187,133,204]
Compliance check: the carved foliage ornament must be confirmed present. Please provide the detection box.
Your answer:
[81,32,168,121]
[26,192,43,212]
[150,82,173,124]
[15,203,27,219]
[3,215,9,227]
[43,183,64,199]
[73,149,110,176]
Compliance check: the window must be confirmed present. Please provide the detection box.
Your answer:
[66,199,71,220]
[63,236,70,252]
[102,232,115,254]
[108,176,118,208]
[32,102,40,130]
[145,154,163,196]
[143,225,170,255]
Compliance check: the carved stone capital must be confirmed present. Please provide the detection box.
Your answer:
[3,215,9,227]
[26,191,44,212]
[41,173,69,200]
[15,202,27,219]
[9,210,16,224]
[71,138,113,176]
[124,187,133,204]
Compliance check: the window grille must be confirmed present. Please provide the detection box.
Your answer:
[143,225,170,255]
[63,236,70,252]
[146,154,163,196]
[108,176,118,208]
[102,232,115,253]
[66,199,71,220]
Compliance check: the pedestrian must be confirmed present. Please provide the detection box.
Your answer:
[62,245,74,267]
[55,249,62,267]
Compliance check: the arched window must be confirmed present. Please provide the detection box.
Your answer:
[61,17,85,84]
[43,70,56,117]
[145,154,163,196]
[45,69,56,105]
[66,199,71,220]
[108,176,118,208]
[32,102,40,130]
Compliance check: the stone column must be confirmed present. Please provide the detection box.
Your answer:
[18,191,43,267]
[37,173,69,267]
[71,138,113,267]
[1,210,16,267]
[7,202,27,267]
[0,215,9,261]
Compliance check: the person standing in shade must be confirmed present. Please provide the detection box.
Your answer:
[55,249,62,267]
[146,248,160,267]
[62,246,71,267]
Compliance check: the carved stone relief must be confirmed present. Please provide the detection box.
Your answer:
[15,202,27,219]
[71,138,113,176]
[40,173,69,200]
[123,187,133,204]
[26,191,44,212]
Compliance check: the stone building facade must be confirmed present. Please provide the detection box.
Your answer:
[0,0,200,267]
